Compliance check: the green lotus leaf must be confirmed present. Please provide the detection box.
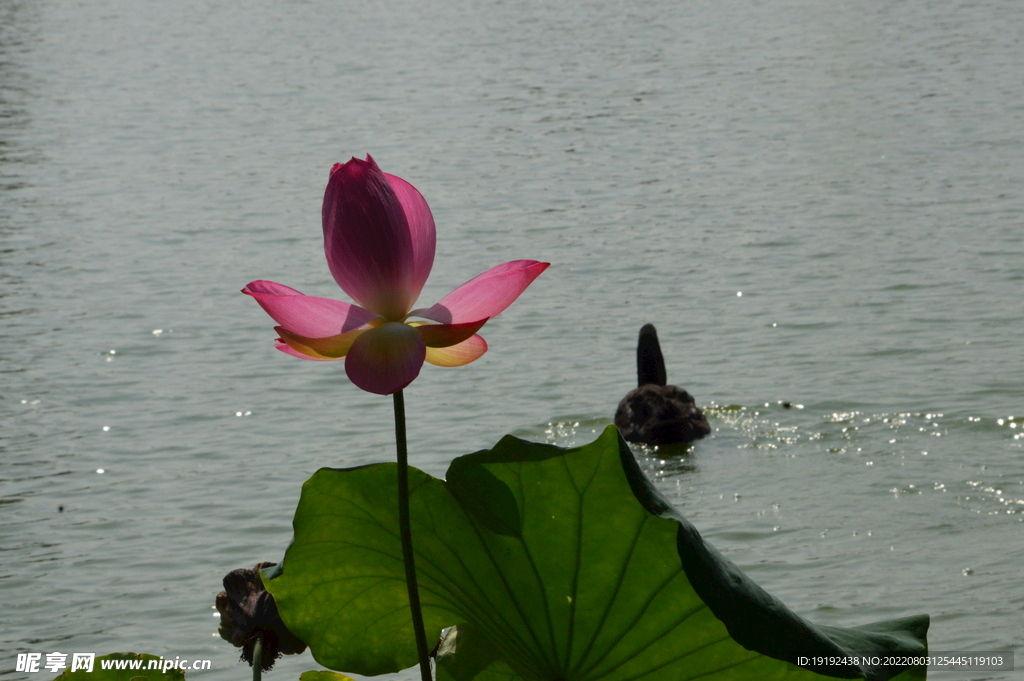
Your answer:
[434,624,522,681]
[298,671,356,681]
[51,653,186,681]
[267,426,928,681]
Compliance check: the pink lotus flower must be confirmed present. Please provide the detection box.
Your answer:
[244,155,548,395]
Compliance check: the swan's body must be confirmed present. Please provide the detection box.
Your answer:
[614,324,710,446]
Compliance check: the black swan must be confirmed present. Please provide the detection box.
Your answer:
[614,323,711,446]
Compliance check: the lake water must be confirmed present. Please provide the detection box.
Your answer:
[2,1,1022,679]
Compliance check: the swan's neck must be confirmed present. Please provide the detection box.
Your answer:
[637,324,667,386]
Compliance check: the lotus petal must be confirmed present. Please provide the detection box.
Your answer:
[243,281,379,337]
[344,322,427,395]
[411,260,549,324]
[276,325,376,360]
[384,171,435,304]
[424,334,488,367]
[413,319,488,349]
[322,156,433,320]
[274,338,337,362]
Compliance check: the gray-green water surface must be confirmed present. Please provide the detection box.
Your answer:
[2,1,1022,679]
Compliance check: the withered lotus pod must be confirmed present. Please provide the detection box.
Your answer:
[216,562,306,671]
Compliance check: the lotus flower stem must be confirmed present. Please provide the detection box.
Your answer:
[252,636,262,681]
[393,389,432,681]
